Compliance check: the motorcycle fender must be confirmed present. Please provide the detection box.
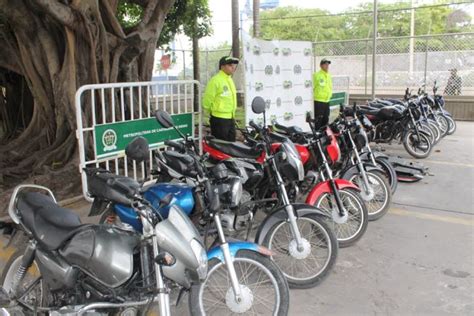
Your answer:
[305,179,360,206]
[208,242,261,262]
[341,164,383,181]
[254,203,329,245]
[361,151,389,160]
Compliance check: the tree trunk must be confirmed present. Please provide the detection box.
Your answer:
[253,0,260,38]
[231,0,240,58]
[0,0,175,214]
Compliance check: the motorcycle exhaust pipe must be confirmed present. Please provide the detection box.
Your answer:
[75,299,154,315]
[1,298,157,315]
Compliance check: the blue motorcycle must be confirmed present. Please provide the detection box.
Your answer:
[85,111,289,315]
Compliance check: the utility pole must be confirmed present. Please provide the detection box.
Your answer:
[409,0,416,74]
[232,0,240,58]
[192,33,200,112]
[371,0,378,99]
[253,0,260,37]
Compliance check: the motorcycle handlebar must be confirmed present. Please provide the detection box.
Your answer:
[164,139,185,152]
[249,120,260,132]
[107,178,137,199]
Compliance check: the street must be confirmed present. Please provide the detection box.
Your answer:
[1,122,473,316]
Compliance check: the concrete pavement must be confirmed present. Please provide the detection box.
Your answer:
[1,122,473,315]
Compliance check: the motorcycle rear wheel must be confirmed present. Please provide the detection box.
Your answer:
[1,249,49,314]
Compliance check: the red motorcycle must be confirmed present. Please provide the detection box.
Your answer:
[203,114,368,248]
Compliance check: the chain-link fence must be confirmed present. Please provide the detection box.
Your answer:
[153,48,232,87]
[313,33,474,96]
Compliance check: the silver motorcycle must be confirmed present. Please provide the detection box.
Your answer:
[0,182,207,316]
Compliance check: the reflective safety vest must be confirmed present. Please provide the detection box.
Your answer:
[203,70,237,119]
[313,70,333,103]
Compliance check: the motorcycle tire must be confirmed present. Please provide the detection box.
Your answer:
[349,170,392,221]
[427,120,441,144]
[374,157,398,194]
[262,213,338,289]
[313,187,368,248]
[189,250,290,316]
[435,114,449,138]
[445,115,457,135]
[403,129,432,159]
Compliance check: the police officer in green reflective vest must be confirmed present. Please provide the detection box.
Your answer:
[313,58,333,128]
[203,56,239,141]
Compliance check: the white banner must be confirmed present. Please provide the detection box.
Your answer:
[243,34,313,130]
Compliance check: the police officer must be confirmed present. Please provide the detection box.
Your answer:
[313,58,333,128]
[203,56,239,141]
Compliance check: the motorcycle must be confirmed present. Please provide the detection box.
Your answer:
[201,97,339,287]
[431,81,456,135]
[86,112,291,315]
[328,109,393,221]
[205,100,367,248]
[359,95,433,159]
[0,180,207,316]
[346,105,399,194]
[353,106,428,183]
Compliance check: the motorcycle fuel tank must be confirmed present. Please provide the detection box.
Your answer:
[60,225,140,288]
[114,182,195,232]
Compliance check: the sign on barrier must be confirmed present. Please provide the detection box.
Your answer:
[75,80,201,201]
[329,92,347,106]
[94,113,193,159]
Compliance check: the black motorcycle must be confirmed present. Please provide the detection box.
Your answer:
[0,180,207,316]
[360,97,432,159]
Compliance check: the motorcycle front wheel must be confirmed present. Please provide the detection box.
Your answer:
[403,129,432,159]
[349,170,392,221]
[313,188,368,247]
[445,115,457,135]
[189,250,289,316]
[262,213,338,289]
[435,114,449,138]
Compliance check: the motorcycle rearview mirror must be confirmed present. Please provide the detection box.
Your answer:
[155,110,187,140]
[125,137,150,163]
[251,96,266,115]
[305,111,312,123]
[155,110,174,128]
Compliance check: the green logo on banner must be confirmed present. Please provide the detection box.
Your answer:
[94,113,193,159]
[102,129,118,152]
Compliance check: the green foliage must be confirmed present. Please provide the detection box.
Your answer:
[117,1,143,28]
[199,42,232,81]
[117,0,212,48]
[259,3,473,44]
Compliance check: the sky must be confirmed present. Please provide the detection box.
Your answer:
[172,0,474,50]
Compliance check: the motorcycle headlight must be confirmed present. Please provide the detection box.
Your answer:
[229,177,243,208]
[190,239,208,281]
[284,142,304,181]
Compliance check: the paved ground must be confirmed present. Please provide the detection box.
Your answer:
[1,122,473,315]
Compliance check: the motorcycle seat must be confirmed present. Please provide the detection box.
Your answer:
[272,123,303,136]
[17,192,85,251]
[367,101,387,109]
[358,106,382,116]
[206,137,263,159]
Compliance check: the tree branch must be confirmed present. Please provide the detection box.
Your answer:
[0,27,23,75]
[31,0,77,29]
[100,1,126,39]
